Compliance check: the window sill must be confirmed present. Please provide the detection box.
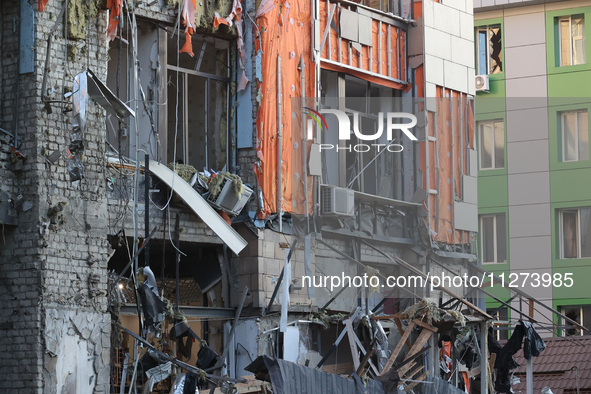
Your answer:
[557,257,591,262]
[478,167,507,177]
[551,159,591,171]
[547,63,591,75]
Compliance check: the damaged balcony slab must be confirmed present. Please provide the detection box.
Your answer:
[146,160,247,255]
[119,304,235,318]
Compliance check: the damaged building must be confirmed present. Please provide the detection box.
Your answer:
[0,0,586,393]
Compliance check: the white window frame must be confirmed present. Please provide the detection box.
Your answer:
[558,14,586,67]
[560,305,590,336]
[560,110,589,162]
[480,214,506,264]
[476,25,502,75]
[478,120,504,170]
[559,207,591,259]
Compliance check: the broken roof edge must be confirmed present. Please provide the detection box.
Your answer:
[147,160,247,255]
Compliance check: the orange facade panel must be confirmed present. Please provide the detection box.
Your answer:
[254,0,315,216]
[318,0,409,90]
[419,87,475,246]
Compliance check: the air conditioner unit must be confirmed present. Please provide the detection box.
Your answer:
[207,178,253,216]
[320,185,355,216]
[475,74,490,92]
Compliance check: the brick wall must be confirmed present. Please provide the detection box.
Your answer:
[0,1,44,392]
[0,2,112,392]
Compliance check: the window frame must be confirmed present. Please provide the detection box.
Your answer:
[560,305,591,336]
[560,109,589,162]
[166,34,231,170]
[558,207,591,259]
[480,213,507,264]
[557,14,586,67]
[478,119,505,170]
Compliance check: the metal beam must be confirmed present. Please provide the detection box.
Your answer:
[361,240,493,319]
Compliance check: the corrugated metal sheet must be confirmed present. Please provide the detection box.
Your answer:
[423,376,466,394]
[247,356,385,394]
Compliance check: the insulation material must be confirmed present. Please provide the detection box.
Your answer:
[179,0,197,56]
[419,87,475,245]
[254,0,314,215]
[318,1,409,91]
[38,0,49,12]
[106,0,122,41]
[256,0,275,18]
[214,0,249,90]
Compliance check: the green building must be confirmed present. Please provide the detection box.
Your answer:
[474,0,591,337]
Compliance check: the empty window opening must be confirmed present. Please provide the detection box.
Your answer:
[167,34,230,171]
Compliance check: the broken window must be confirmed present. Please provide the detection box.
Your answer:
[476,25,503,75]
[480,213,506,264]
[478,120,504,170]
[560,110,589,162]
[559,207,591,259]
[558,14,586,67]
[561,305,591,336]
[319,71,402,199]
[364,0,393,13]
[167,34,230,171]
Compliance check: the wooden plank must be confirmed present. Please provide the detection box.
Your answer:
[379,321,415,376]
[400,365,423,383]
[398,328,433,377]
[346,318,361,371]
[320,362,354,375]
[394,318,412,350]
[356,342,376,376]
[413,319,438,333]
[370,314,405,320]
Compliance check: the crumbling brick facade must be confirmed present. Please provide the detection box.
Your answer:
[1,1,111,392]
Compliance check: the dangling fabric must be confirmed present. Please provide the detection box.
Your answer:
[213,0,249,91]
[179,0,197,56]
[106,0,122,41]
[38,0,49,12]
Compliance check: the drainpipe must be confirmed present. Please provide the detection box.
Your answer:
[300,56,309,231]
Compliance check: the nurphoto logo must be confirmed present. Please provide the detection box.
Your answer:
[304,107,418,152]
